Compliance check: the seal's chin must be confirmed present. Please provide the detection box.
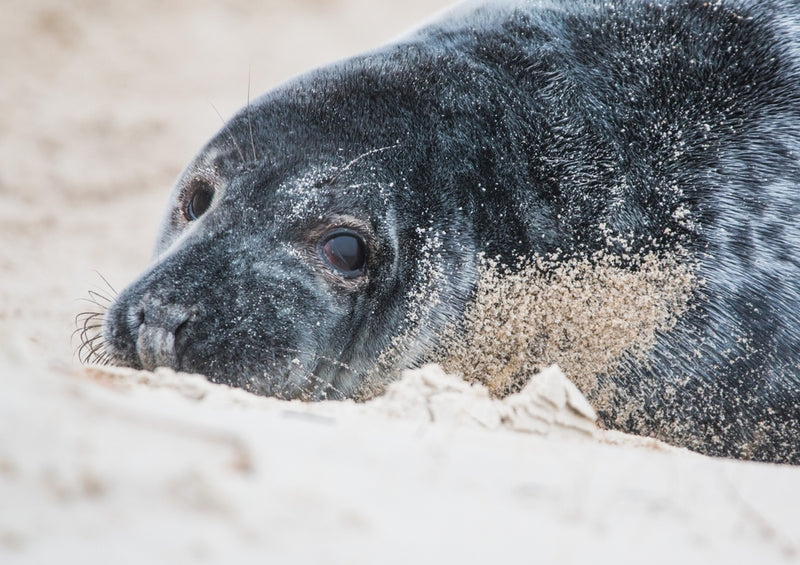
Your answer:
[240,359,353,401]
[172,356,350,401]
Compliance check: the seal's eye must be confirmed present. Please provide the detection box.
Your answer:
[185,182,214,221]
[320,231,367,277]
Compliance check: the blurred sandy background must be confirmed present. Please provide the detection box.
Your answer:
[2,1,800,563]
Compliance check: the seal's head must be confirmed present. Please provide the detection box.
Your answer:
[97,63,480,399]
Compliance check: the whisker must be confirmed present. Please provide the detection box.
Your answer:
[77,311,104,337]
[77,339,95,364]
[75,310,103,320]
[74,310,102,326]
[74,273,116,366]
[93,270,118,297]
[211,102,246,166]
[327,142,403,186]
[76,324,104,354]
[79,331,104,349]
[261,345,354,401]
[83,338,109,365]
[87,289,113,304]
[72,316,99,347]
[72,321,102,342]
[280,346,353,372]
[246,70,258,162]
[290,354,353,400]
[76,297,110,311]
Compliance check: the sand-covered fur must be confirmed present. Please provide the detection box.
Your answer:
[90,0,800,463]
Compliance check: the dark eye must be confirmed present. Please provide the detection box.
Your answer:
[320,231,367,276]
[185,182,214,221]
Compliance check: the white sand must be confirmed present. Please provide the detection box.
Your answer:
[2,1,800,563]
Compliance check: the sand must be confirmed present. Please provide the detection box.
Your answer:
[2,1,800,563]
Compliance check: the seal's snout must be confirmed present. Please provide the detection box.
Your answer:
[103,290,198,372]
[130,297,198,371]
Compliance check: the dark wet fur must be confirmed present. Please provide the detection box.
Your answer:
[87,0,800,463]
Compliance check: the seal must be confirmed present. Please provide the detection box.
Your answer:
[84,0,800,464]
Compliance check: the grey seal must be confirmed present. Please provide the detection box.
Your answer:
[83,0,800,464]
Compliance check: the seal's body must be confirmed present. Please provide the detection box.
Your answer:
[96,0,800,463]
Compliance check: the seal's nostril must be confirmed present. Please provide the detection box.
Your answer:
[126,305,146,338]
[174,315,192,341]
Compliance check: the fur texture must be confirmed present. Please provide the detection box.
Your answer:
[98,0,800,463]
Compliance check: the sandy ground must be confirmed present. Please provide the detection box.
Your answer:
[2,1,800,563]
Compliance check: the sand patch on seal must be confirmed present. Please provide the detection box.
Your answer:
[440,251,695,398]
